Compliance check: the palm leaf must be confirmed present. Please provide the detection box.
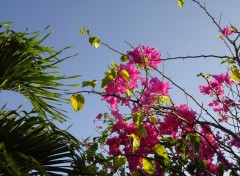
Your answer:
[0,22,79,122]
[0,108,84,175]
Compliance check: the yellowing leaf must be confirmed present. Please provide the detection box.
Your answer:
[158,96,171,105]
[89,36,101,48]
[142,158,156,175]
[142,57,148,63]
[231,68,240,82]
[218,35,225,39]
[131,133,140,152]
[101,68,117,88]
[80,26,86,35]
[121,55,129,62]
[154,144,169,161]
[82,80,97,89]
[178,0,184,8]
[149,116,157,124]
[119,69,130,82]
[126,88,131,97]
[71,94,84,112]
[132,111,145,128]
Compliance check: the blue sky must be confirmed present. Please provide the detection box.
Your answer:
[1,0,240,140]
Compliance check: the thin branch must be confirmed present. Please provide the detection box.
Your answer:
[162,55,228,61]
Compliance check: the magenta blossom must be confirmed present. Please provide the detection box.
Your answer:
[220,26,234,36]
[127,45,162,69]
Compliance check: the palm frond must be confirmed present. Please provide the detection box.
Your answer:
[0,22,79,122]
[0,108,84,175]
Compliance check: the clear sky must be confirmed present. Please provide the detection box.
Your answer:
[1,0,240,140]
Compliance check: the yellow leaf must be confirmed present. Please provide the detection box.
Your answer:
[178,0,184,8]
[149,116,157,124]
[71,94,84,112]
[231,68,240,82]
[89,36,101,48]
[126,88,131,97]
[158,96,171,105]
[142,158,156,175]
[119,69,130,82]
[142,57,148,63]
[130,133,140,152]
[154,144,169,160]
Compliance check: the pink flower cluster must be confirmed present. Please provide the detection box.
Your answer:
[199,72,233,96]
[127,45,162,69]
[103,46,163,112]
[139,77,170,114]
[199,72,234,121]
[103,63,140,110]
[159,104,196,136]
[220,26,234,37]
[97,46,237,175]
[106,114,163,174]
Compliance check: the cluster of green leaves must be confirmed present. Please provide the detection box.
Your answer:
[80,26,101,48]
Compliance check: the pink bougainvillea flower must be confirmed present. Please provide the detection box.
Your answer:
[103,63,140,111]
[96,113,103,120]
[127,45,162,69]
[140,77,170,106]
[212,72,233,85]
[106,136,121,155]
[160,104,196,135]
[199,80,224,96]
[220,26,234,36]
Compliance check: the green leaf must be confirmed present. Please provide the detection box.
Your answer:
[132,171,141,176]
[82,80,97,89]
[120,55,129,62]
[188,133,201,153]
[218,35,225,39]
[130,133,140,152]
[217,164,225,176]
[154,144,169,165]
[186,162,196,175]
[71,94,84,112]
[142,158,156,175]
[231,68,240,82]
[89,36,101,48]
[136,124,148,138]
[113,155,127,170]
[196,72,203,77]
[178,0,184,8]
[101,68,117,88]
[80,26,86,35]
[154,144,168,159]
[199,160,206,168]
[230,25,238,32]
[132,111,145,128]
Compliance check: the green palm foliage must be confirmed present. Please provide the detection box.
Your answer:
[0,22,79,122]
[0,22,88,175]
[0,107,82,176]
